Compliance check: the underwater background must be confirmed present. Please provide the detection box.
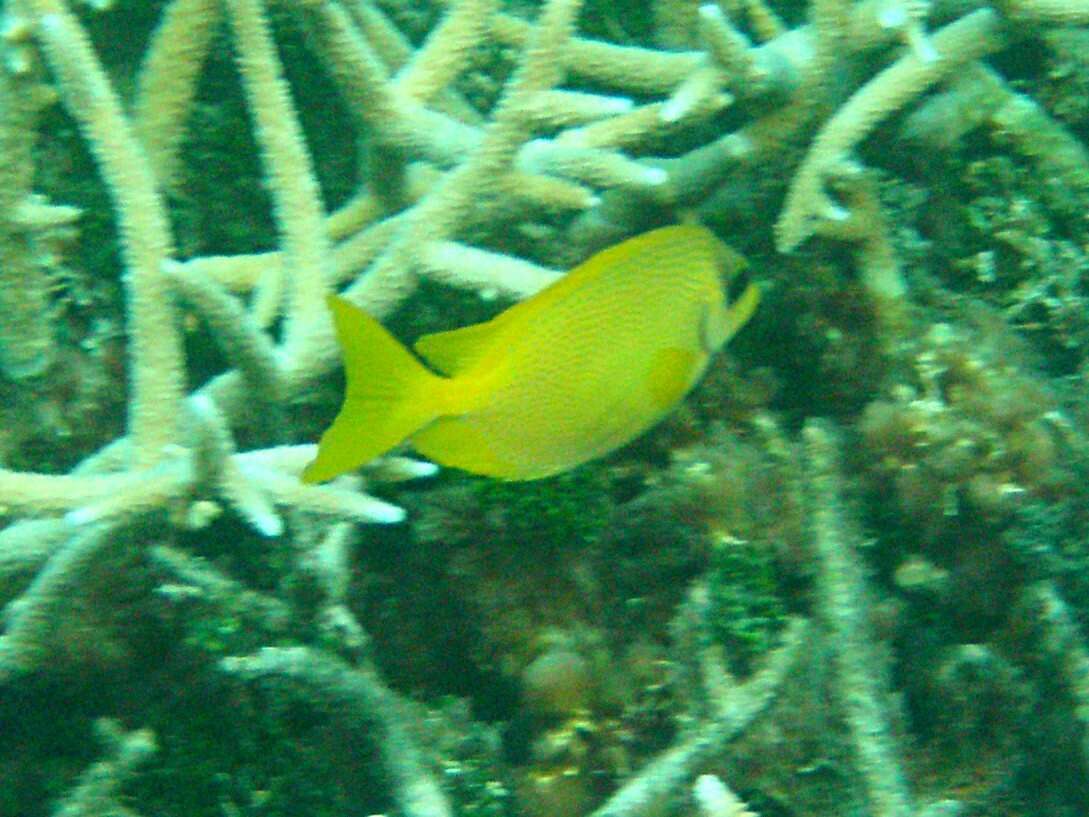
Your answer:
[2,0,1089,815]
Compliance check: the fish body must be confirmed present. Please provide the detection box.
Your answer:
[302,224,759,483]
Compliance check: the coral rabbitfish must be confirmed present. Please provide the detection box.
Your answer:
[302,225,759,483]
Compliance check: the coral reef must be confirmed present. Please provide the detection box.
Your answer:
[2,0,1089,815]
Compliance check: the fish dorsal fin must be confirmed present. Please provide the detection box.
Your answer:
[414,316,509,376]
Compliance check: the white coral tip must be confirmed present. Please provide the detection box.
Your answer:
[642,166,669,186]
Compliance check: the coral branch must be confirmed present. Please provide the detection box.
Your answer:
[222,646,453,817]
[26,0,185,465]
[804,420,914,817]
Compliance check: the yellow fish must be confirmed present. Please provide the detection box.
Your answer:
[302,224,759,483]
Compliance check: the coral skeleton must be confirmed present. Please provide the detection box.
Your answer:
[1,0,1089,813]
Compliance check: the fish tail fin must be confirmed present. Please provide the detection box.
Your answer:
[302,295,445,484]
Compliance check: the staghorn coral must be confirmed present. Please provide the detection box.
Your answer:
[3,0,1089,815]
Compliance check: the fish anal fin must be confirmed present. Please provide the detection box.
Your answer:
[648,347,700,411]
[413,318,506,376]
[411,416,511,478]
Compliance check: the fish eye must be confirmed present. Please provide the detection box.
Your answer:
[726,267,752,304]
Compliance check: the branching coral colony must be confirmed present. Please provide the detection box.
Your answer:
[3,0,1089,814]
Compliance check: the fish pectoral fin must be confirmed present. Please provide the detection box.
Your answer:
[411,416,511,478]
[414,317,507,376]
[647,347,701,411]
